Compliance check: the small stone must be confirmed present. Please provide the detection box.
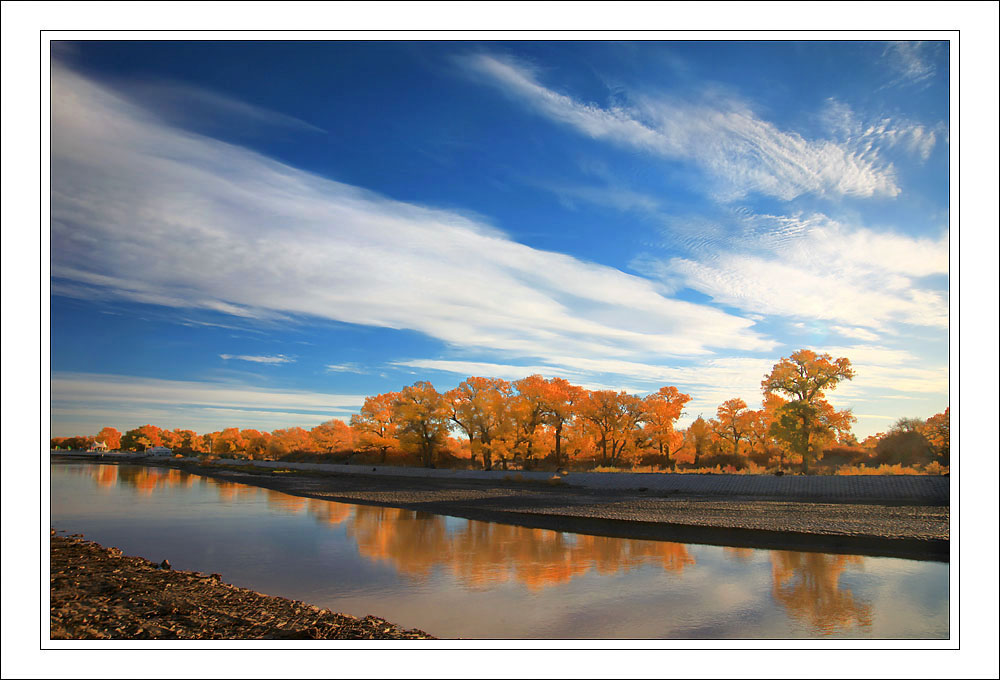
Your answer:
[159,559,171,570]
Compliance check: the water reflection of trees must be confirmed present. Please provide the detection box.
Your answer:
[769,551,873,635]
[90,466,868,624]
[332,505,695,591]
[90,468,697,590]
[91,465,195,495]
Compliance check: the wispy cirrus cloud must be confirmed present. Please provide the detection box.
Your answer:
[880,42,940,90]
[638,212,948,331]
[821,98,944,162]
[107,76,327,136]
[49,372,359,435]
[325,363,365,374]
[51,372,364,412]
[830,326,881,343]
[463,53,901,201]
[50,63,774,373]
[220,354,295,364]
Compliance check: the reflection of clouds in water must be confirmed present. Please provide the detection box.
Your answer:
[855,557,949,638]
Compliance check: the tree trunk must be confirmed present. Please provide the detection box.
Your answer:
[800,412,811,474]
[554,422,563,469]
[480,435,492,471]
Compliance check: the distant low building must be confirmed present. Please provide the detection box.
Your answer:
[147,446,173,456]
[90,440,109,452]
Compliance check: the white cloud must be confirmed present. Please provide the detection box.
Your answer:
[811,345,916,367]
[543,182,662,214]
[325,363,365,374]
[121,78,328,135]
[393,359,583,381]
[880,42,938,90]
[821,98,943,162]
[49,372,367,435]
[464,54,900,200]
[50,404,338,437]
[220,354,294,364]
[831,326,881,342]
[648,212,948,330]
[51,372,365,412]
[50,63,773,369]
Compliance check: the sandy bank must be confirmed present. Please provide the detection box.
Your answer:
[50,533,434,640]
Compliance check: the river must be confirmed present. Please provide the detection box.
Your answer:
[49,461,949,639]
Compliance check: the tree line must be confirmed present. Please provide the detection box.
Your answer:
[51,350,950,474]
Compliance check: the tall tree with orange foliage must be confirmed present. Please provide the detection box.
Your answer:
[538,377,585,470]
[350,392,400,463]
[310,419,354,455]
[121,424,163,451]
[642,386,691,465]
[240,429,271,459]
[169,429,201,452]
[267,427,312,458]
[712,398,752,457]
[581,390,646,467]
[96,427,121,450]
[683,416,713,468]
[762,350,855,473]
[919,408,950,465]
[744,394,786,464]
[510,375,549,468]
[395,381,451,468]
[446,377,515,470]
[212,427,246,456]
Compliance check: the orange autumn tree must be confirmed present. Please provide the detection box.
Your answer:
[762,350,856,473]
[446,377,515,471]
[680,415,713,468]
[310,419,355,455]
[240,429,271,459]
[711,398,752,458]
[121,424,163,451]
[919,408,950,466]
[96,426,121,450]
[267,427,312,458]
[395,381,451,468]
[642,386,691,467]
[538,377,586,470]
[510,375,551,469]
[744,393,788,467]
[350,392,400,463]
[212,427,246,457]
[580,390,646,468]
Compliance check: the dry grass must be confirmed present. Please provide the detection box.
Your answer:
[835,463,948,476]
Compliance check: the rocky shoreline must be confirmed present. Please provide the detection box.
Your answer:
[50,533,435,640]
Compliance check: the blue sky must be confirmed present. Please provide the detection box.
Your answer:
[49,40,950,438]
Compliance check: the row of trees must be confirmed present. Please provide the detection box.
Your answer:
[51,350,950,474]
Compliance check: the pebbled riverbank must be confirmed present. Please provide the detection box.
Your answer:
[50,533,435,640]
[53,456,948,561]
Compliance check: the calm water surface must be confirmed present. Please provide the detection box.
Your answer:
[50,462,949,639]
